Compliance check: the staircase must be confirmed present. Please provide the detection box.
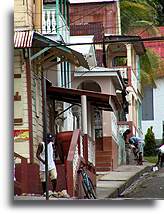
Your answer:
[14,129,96,198]
[96,151,113,172]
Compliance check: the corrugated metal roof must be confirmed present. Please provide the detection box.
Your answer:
[14,31,34,48]
[14,30,90,69]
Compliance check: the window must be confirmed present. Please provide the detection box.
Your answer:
[113,56,127,66]
[142,86,154,120]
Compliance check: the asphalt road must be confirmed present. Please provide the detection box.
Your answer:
[120,167,164,199]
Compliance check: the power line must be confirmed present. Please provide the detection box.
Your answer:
[15,4,107,33]
[14,36,164,49]
[14,4,162,39]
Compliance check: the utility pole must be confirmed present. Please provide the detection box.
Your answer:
[42,73,49,200]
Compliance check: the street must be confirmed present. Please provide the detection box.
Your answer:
[119,167,164,199]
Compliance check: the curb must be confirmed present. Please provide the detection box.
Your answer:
[107,165,152,198]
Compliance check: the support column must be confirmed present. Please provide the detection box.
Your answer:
[126,43,132,67]
[87,102,92,137]
[81,95,87,134]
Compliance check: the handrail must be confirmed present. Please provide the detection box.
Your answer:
[14,152,27,161]
[65,129,89,197]
[67,129,81,162]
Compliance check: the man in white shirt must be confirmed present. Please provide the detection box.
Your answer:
[36,133,57,195]
[155,144,164,168]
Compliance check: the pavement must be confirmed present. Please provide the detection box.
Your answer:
[96,162,153,199]
[14,162,153,201]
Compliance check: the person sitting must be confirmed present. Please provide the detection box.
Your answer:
[129,136,145,165]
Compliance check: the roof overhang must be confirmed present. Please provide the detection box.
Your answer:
[104,35,146,55]
[70,35,97,67]
[14,30,89,69]
[75,66,125,90]
[47,86,120,111]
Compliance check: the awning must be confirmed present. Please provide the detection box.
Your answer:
[47,86,121,111]
[14,30,34,48]
[14,30,89,69]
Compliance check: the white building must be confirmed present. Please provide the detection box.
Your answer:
[142,77,164,142]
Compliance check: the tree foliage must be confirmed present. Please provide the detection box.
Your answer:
[120,0,164,88]
[120,0,159,35]
[144,126,156,156]
[140,48,163,87]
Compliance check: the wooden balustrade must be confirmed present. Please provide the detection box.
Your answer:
[65,129,89,197]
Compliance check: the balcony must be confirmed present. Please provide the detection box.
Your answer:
[42,9,70,43]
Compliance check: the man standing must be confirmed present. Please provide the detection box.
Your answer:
[36,133,57,196]
[123,129,131,164]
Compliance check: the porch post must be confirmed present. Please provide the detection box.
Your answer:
[81,95,88,134]
[126,43,132,67]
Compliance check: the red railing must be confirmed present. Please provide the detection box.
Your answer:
[14,152,28,195]
[65,129,89,197]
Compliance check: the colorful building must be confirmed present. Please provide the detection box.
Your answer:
[69,0,145,171]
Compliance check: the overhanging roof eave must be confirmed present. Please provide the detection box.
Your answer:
[47,86,116,111]
[14,30,90,69]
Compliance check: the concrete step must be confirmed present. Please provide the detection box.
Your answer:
[96,155,112,162]
[96,151,112,156]
[96,166,112,172]
[96,162,112,168]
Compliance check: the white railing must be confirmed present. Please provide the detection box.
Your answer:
[131,69,138,93]
[42,10,57,34]
[88,136,95,165]
[112,112,118,141]
[79,134,84,158]
[72,144,79,182]
[42,9,70,43]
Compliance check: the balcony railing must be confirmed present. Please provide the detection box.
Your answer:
[42,9,70,43]
[42,10,56,34]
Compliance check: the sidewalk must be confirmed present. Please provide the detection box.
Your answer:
[96,162,152,199]
[14,162,153,200]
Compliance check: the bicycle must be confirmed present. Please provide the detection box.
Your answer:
[77,164,96,199]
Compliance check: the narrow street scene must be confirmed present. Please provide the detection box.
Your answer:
[13,0,164,201]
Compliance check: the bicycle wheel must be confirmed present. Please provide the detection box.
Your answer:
[88,177,96,199]
[82,180,91,199]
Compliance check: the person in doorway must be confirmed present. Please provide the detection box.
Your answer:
[123,129,131,164]
[36,133,58,196]
[155,144,164,168]
[129,136,145,165]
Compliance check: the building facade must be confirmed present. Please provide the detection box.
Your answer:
[69,0,145,170]
[142,27,164,143]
